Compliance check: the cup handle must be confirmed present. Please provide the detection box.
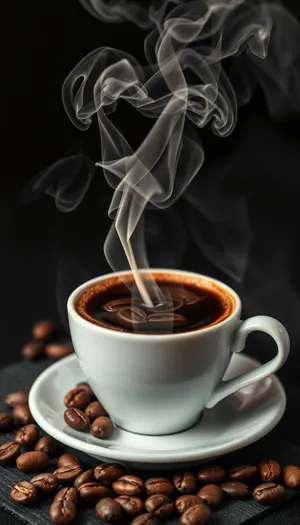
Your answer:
[205,315,290,409]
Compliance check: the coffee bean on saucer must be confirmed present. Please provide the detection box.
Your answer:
[115,495,144,515]
[0,413,14,432]
[253,482,284,504]
[258,459,281,482]
[46,344,73,360]
[0,442,21,464]
[283,465,300,488]
[94,463,126,486]
[131,513,158,525]
[145,494,175,518]
[76,382,96,399]
[15,424,39,447]
[85,401,106,421]
[175,496,203,515]
[64,388,91,410]
[174,472,197,494]
[35,436,58,456]
[197,484,223,508]
[64,408,89,430]
[10,480,38,505]
[49,500,77,525]
[53,464,83,485]
[13,404,34,426]
[197,465,225,484]
[17,451,49,472]
[74,469,95,489]
[145,477,174,497]
[22,340,45,360]
[79,482,112,502]
[57,454,81,468]
[113,475,144,496]
[96,497,123,522]
[90,416,113,439]
[32,319,55,340]
[4,390,29,408]
[31,473,59,493]
[180,503,211,525]
[229,465,258,481]
[55,487,78,505]
[220,481,250,499]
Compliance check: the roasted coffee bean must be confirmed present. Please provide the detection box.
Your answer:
[197,465,225,484]
[4,390,29,408]
[77,382,96,399]
[147,312,187,329]
[253,482,285,504]
[229,465,258,481]
[258,459,281,482]
[117,307,147,328]
[64,408,89,430]
[10,481,38,505]
[94,463,126,486]
[90,416,113,439]
[49,500,77,525]
[46,344,73,360]
[131,513,158,525]
[85,401,106,421]
[79,482,112,502]
[55,487,78,505]
[13,404,34,426]
[95,497,123,523]
[74,469,95,489]
[35,436,58,456]
[32,319,55,340]
[53,464,83,484]
[113,475,144,496]
[115,495,144,515]
[22,340,45,360]
[17,451,49,472]
[31,473,59,493]
[145,477,174,497]
[15,424,39,447]
[0,442,21,464]
[145,494,175,518]
[283,465,300,488]
[197,484,223,508]
[180,503,211,525]
[57,454,81,468]
[220,481,250,499]
[174,472,197,495]
[175,495,203,515]
[0,412,14,432]
[64,388,91,409]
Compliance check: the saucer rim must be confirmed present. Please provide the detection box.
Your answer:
[29,354,286,464]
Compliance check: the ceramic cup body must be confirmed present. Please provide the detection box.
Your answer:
[67,269,290,436]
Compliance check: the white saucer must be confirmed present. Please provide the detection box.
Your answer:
[29,353,286,470]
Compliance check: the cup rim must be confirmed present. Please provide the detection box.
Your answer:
[67,269,241,339]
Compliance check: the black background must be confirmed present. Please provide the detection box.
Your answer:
[1,0,300,381]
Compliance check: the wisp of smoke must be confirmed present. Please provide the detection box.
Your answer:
[24,0,300,305]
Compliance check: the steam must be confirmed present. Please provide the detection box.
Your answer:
[78,0,179,30]
[24,0,300,305]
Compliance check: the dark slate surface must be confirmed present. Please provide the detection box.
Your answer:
[0,358,300,525]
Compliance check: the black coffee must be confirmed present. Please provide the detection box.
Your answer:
[76,274,235,334]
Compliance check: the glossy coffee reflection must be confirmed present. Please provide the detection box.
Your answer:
[76,274,235,334]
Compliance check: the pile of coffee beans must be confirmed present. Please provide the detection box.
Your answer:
[1,318,300,523]
[2,385,300,524]
[63,382,114,440]
[21,319,73,361]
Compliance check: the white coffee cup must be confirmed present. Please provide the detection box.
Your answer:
[67,269,290,436]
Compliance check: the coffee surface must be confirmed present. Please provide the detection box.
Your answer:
[76,276,235,334]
